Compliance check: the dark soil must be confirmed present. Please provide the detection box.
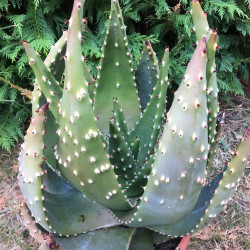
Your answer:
[155,238,182,250]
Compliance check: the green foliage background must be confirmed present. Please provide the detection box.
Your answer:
[0,0,249,151]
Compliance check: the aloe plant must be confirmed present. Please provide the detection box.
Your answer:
[18,0,249,249]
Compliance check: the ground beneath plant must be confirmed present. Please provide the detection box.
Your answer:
[0,94,249,250]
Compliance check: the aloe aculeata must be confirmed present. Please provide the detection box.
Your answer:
[18,0,249,249]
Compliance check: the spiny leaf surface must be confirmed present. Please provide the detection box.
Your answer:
[55,0,130,210]
[18,104,50,232]
[43,168,119,236]
[130,38,209,227]
[23,42,62,121]
[93,0,140,136]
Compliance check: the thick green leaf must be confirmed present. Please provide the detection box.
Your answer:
[56,0,131,210]
[54,227,136,250]
[93,0,140,135]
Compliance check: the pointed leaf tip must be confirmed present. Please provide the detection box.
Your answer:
[39,103,50,113]
[145,40,151,46]
[83,18,88,24]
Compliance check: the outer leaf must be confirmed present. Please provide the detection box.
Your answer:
[130,38,208,227]
[195,128,250,231]
[23,42,62,121]
[54,227,136,250]
[149,128,249,236]
[32,31,67,116]
[93,0,140,135]
[18,160,119,237]
[55,0,131,210]
[44,188,119,236]
[18,103,50,232]
[148,168,224,236]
